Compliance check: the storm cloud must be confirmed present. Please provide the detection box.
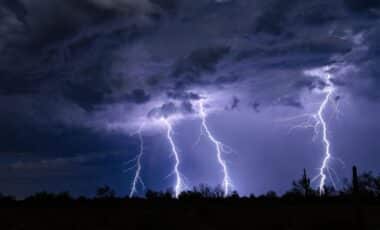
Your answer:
[0,0,379,197]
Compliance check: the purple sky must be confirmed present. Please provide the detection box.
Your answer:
[0,0,379,198]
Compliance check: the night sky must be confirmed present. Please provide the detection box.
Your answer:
[0,0,380,198]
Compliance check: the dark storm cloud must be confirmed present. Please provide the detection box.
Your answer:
[0,0,379,156]
[276,96,303,109]
[0,0,158,105]
[344,0,380,13]
[294,78,328,91]
[345,60,380,101]
[253,0,298,36]
[0,121,134,157]
[363,27,380,99]
[1,0,380,198]
[146,90,200,119]
[0,0,369,110]
[166,91,201,101]
[334,22,380,102]
[1,0,27,23]
[63,76,151,111]
[148,101,195,119]
[215,75,239,84]
[225,96,240,111]
[148,102,176,118]
[125,89,151,104]
[1,0,134,54]
[171,46,230,87]
[250,101,261,113]
[0,0,158,156]
[150,0,178,14]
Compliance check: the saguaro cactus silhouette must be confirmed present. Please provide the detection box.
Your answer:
[292,168,312,197]
[352,166,359,196]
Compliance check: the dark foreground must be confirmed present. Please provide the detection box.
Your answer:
[2,166,379,229]
[1,200,379,230]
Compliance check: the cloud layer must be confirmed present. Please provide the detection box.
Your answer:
[0,0,379,197]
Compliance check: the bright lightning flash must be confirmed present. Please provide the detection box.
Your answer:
[198,99,232,197]
[278,67,341,195]
[128,125,145,198]
[316,73,334,195]
[162,118,184,198]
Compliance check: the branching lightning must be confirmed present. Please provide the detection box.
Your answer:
[198,99,232,197]
[162,118,184,198]
[278,68,341,195]
[128,125,145,198]
[316,73,334,194]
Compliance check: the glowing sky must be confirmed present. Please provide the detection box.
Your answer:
[0,0,379,198]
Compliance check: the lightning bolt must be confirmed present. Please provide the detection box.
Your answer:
[316,73,334,194]
[278,68,341,195]
[198,99,232,197]
[162,118,184,198]
[128,125,145,198]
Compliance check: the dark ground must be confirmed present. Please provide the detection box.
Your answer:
[1,200,379,230]
[1,167,379,229]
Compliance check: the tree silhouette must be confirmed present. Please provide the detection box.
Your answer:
[196,184,213,198]
[229,190,240,199]
[145,189,172,200]
[96,186,115,199]
[178,190,202,200]
[263,191,278,199]
[26,191,57,201]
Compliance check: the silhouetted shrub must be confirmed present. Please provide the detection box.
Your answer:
[25,191,57,202]
[6,166,380,206]
[178,190,202,200]
[145,189,173,200]
[177,184,233,199]
[194,184,213,198]
[96,186,116,199]
[229,190,240,199]
[55,192,72,201]
[213,185,224,198]
[263,191,278,199]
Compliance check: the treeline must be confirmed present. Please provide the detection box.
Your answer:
[1,166,380,205]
